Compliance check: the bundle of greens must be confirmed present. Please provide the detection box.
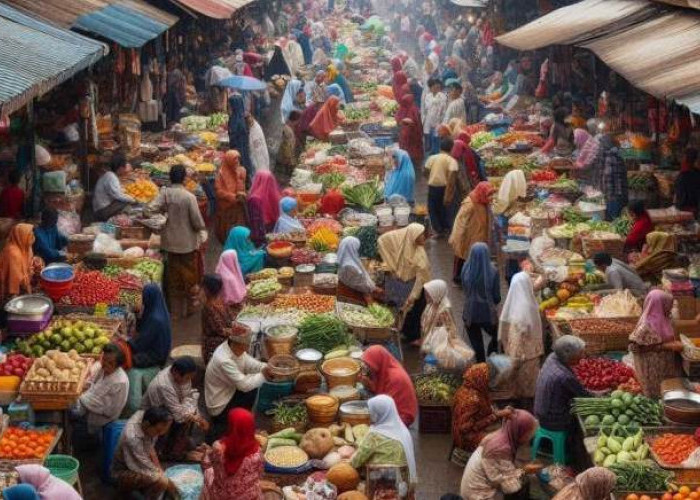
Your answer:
[342,180,383,210]
[297,314,353,354]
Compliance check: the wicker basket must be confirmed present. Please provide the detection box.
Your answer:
[581,237,625,260]
[19,358,93,410]
[567,317,639,354]
[337,302,394,341]
[267,355,300,383]
[305,394,339,425]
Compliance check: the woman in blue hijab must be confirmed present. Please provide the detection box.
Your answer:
[2,484,39,500]
[223,226,266,275]
[460,242,501,362]
[384,149,416,204]
[333,61,354,104]
[228,94,253,185]
[281,79,304,121]
[274,197,305,233]
[326,83,346,104]
[129,284,172,368]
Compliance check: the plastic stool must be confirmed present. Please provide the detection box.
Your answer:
[531,427,567,464]
[101,420,126,483]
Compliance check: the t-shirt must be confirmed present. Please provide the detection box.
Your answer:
[606,259,647,293]
[425,153,458,187]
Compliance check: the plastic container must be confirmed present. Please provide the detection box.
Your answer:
[46,455,80,485]
[394,205,411,226]
[40,264,74,301]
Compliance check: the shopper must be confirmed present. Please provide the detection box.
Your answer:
[541,107,574,156]
[277,110,300,183]
[228,95,254,183]
[309,95,343,140]
[461,243,501,362]
[223,227,265,276]
[594,134,628,220]
[8,465,81,500]
[93,153,135,221]
[422,78,446,156]
[625,200,654,253]
[498,271,544,401]
[425,137,459,236]
[247,171,282,246]
[385,148,416,204]
[392,71,409,103]
[32,207,67,264]
[675,147,700,214]
[443,81,467,124]
[451,132,485,193]
[573,128,599,170]
[214,150,248,244]
[129,284,172,369]
[214,249,248,306]
[0,169,25,219]
[165,60,187,125]
[421,279,459,347]
[201,274,241,364]
[247,115,270,172]
[0,223,35,300]
[280,79,304,121]
[396,93,424,167]
[552,467,616,500]
[274,197,305,233]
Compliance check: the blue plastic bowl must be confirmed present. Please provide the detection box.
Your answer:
[40,264,74,283]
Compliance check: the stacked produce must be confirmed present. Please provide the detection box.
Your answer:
[296,314,354,354]
[0,354,32,379]
[123,179,159,203]
[609,462,674,494]
[270,402,308,430]
[650,433,699,465]
[60,271,119,306]
[414,374,460,405]
[247,279,282,300]
[573,359,636,391]
[593,425,649,466]
[573,390,663,428]
[272,295,336,313]
[594,290,642,318]
[0,427,58,460]
[342,180,383,210]
[309,228,340,251]
[339,303,394,328]
[21,350,89,391]
[17,319,112,357]
[291,248,322,266]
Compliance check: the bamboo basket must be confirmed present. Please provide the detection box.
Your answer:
[336,302,393,341]
[567,317,639,354]
[320,357,360,389]
[19,358,93,410]
[305,394,339,425]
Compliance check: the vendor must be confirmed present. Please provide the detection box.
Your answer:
[633,232,681,282]
[93,153,136,222]
[204,329,269,436]
[361,346,417,426]
[385,149,416,204]
[593,252,647,294]
[72,343,129,434]
[201,274,240,364]
[309,95,343,141]
[0,170,25,219]
[223,227,265,276]
[540,107,574,156]
[32,207,67,264]
[533,336,590,434]
[214,150,247,245]
[111,406,178,498]
[273,197,305,233]
[247,171,282,245]
[460,410,542,499]
[0,223,35,301]
[129,284,172,369]
[624,200,653,253]
[337,236,382,305]
[351,395,416,485]
[452,356,513,453]
[552,467,616,500]
[142,356,208,461]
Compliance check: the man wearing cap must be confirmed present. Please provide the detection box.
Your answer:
[204,328,270,438]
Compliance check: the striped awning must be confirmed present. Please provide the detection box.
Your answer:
[1,0,178,48]
[0,3,108,117]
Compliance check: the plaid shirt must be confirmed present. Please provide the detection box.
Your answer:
[534,353,590,431]
[593,138,628,204]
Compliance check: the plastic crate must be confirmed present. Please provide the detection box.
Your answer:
[418,404,451,434]
[45,454,79,485]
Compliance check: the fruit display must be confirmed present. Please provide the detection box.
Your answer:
[573,390,663,428]
[414,373,460,405]
[0,354,32,378]
[573,359,636,391]
[21,350,89,392]
[123,179,159,203]
[17,319,112,357]
[593,425,648,466]
[60,271,119,306]
[0,427,58,460]
[650,433,699,465]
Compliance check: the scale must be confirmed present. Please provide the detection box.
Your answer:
[4,295,53,335]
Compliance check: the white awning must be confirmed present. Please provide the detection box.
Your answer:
[450,0,488,7]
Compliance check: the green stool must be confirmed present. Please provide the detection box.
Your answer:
[531,427,567,464]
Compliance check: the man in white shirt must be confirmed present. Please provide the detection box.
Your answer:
[421,78,447,156]
[204,331,270,437]
[444,81,467,124]
[93,153,135,221]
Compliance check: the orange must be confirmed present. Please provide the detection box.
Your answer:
[627,495,639,500]
[641,496,652,500]
[689,493,699,499]
[674,494,685,500]
[681,487,692,496]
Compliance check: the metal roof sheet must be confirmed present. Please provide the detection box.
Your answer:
[0,3,108,117]
[169,0,235,18]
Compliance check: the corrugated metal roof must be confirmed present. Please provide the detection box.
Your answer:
[0,3,108,117]
[169,0,235,18]
[0,0,177,47]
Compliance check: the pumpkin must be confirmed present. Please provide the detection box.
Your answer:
[326,463,360,493]
[299,428,334,459]
[338,491,368,500]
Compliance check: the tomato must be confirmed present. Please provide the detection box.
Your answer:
[627,495,639,500]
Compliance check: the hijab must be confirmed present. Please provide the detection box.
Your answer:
[384,149,416,203]
[15,464,81,500]
[481,409,538,461]
[493,170,526,214]
[265,46,290,80]
[248,171,281,226]
[395,94,421,131]
[326,63,339,82]
[469,181,495,205]
[326,83,346,104]
[309,95,341,140]
[222,408,260,475]
[0,223,34,298]
[2,484,39,500]
[499,271,541,333]
[631,289,675,344]
[274,197,305,233]
[132,284,172,366]
[573,468,616,500]
[390,56,402,74]
[362,346,418,426]
[367,395,417,480]
[452,133,481,186]
[392,71,408,101]
[421,279,451,335]
[461,242,497,323]
[377,223,428,281]
[228,95,252,173]
[223,226,265,276]
[281,79,303,121]
[215,250,247,304]
[337,236,374,290]
[215,150,246,210]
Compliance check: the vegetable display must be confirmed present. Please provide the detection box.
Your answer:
[342,180,383,210]
[22,350,89,391]
[609,462,674,493]
[270,402,308,429]
[470,131,495,149]
[356,225,378,259]
[593,425,648,467]
[650,433,698,465]
[0,427,58,460]
[530,169,558,182]
[309,228,340,251]
[247,279,282,299]
[573,391,663,427]
[60,271,120,306]
[612,215,634,236]
[291,248,323,266]
[414,373,460,405]
[305,219,344,235]
[573,358,636,391]
[272,294,336,313]
[296,314,353,354]
[339,303,394,328]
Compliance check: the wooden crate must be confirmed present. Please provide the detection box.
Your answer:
[19,358,93,411]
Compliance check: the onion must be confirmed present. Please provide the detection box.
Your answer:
[337,445,355,459]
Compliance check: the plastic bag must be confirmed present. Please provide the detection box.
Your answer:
[57,210,81,236]
[92,233,123,255]
[165,464,203,500]
[422,326,474,371]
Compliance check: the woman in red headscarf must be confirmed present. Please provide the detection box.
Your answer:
[392,71,408,102]
[214,150,248,244]
[451,132,485,191]
[201,408,263,500]
[309,95,343,140]
[247,171,281,246]
[396,94,424,167]
[390,56,402,75]
[361,345,418,426]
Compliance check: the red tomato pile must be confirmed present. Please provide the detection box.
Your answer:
[61,271,120,306]
[0,354,32,378]
[573,357,636,391]
[530,169,558,182]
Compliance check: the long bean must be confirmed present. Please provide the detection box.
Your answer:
[608,462,674,491]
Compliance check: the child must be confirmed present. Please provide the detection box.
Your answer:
[0,170,25,219]
[425,138,459,236]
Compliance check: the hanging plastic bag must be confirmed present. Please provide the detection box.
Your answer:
[92,233,123,255]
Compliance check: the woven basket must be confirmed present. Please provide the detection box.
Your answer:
[567,317,638,354]
[582,237,625,260]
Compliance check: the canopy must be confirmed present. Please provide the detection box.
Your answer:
[450,0,488,6]
[0,3,108,117]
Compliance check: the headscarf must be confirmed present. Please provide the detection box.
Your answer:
[367,395,417,480]
[392,71,408,102]
[281,79,303,121]
[326,83,346,104]
[493,170,526,214]
[15,464,81,500]
[395,94,421,137]
[500,271,542,334]
[274,197,305,233]
[215,150,246,211]
[132,284,172,366]
[2,484,39,500]
[645,231,676,253]
[452,133,482,187]
[469,181,495,205]
[228,95,252,176]
[421,279,451,335]
[461,242,497,324]
[377,223,428,282]
[223,226,265,276]
[573,468,616,500]
[0,223,34,298]
[264,45,290,80]
[309,95,341,140]
[326,64,339,82]
[631,289,675,344]
[222,408,260,475]
[481,409,538,461]
[334,71,354,104]
[362,345,418,426]
[215,250,247,304]
[384,149,415,203]
[248,171,281,226]
[338,236,374,290]
[319,189,345,216]
[390,56,402,74]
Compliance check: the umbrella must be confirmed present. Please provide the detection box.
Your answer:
[217,75,267,91]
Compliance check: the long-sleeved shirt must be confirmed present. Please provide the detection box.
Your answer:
[141,366,199,423]
[351,432,407,470]
[606,259,647,293]
[204,342,266,416]
[460,446,523,500]
[93,171,134,212]
[444,97,467,124]
[33,226,67,264]
[148,184,206,254]
[462,271,501,325]
[79,366,129,431]
[338,265,376,295]
[112,410,161,479]
[421,92,447,134]
[534,353,589,431]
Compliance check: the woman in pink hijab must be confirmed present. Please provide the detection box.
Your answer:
[215,250,247,306]
[247,171,281,245]
[629,289,682,397]
[13,464,81,500]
